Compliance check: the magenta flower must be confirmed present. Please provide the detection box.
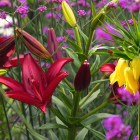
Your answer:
[106,2,117,9]
[0,12,7,19]
[15,6,29,18]
[0,54,74,113]
[78,10,86,16]
[133,135,138,140]
[38,5,47,12]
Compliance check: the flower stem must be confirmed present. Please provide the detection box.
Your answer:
[78,100,110,122]
[79,75,106,107]
[74,26,82,50]
[0,94,12,140]
[85,30,94,56]
[50,106,70,127]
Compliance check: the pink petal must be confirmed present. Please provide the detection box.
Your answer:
[46,57,73,84]
[0,76,25,91]
[100,63,115,72]
[22,54,47,96]
[43,72,68,101]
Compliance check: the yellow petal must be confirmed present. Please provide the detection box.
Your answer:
[110,71,117,85]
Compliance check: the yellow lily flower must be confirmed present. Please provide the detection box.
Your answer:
[110,58,128,87]
[132,55,140,81]
[124,67,139,94]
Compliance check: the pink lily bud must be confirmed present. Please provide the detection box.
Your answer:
[47,28,62,61]
[16,28,51,60]
[74,60,91,92]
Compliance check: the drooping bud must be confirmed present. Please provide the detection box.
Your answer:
[91,12,104,31]
[16,28,51,60]
[62,1,76,27]
[47,28,62,61]
[124,67,139,94]
[132,55,140,81]
[74,60,91,92]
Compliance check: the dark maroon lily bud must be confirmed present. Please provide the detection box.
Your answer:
[47,28,62,61]
[74,60,91,92]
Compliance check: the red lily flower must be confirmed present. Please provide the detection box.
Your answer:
[3,54,39,68]
[0,54,74,112]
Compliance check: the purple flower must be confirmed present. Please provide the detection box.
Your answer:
[57,36,67,42]
[133,135,138,140]
[38,5,47,12]
[129,2,140,12]
[106,2,117,9]
[87,10,91,16]
[123,111,128,116]
[42,26,49,35]
[95,24,120,43]
[46,12,57,18]
[19,0,27,6]
[0,12,7,19]
[0,1,12,7]
[78,10,86,16]
[15,6,29,18]
[119,0,128,8]
[0,121,3,124]
[65,29,74,37]
[103,115,133,140]
[96,0,108,7]
[4,22,18,28]
[122,19,138,26]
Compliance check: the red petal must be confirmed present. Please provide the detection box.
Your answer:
[43,72,68,101]
[6,91,47,112]
[100,63,115,72]
[0,76,25,91]
[4,54,39,68]
[46,57,74,84]
[0,37,4,43]
[22,54,47,96]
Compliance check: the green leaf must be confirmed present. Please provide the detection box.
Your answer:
[77,25,89,43]
[97,46,125,54]
[75,53,88,63]
[90,55,100,73]
[80,89,100,109]
[38,123,68,130]
[91,2,96,18]
[48,130,59,140]
[62,47,81,68]
[68,39,83,53]
[52,96,69,120]
[58,81,71,90]
[81,113,112,126]
[138,10,140,32]
[75,126,89,140]
[81,124,106,140]
[90,79,110,85]
[91,52,130,60]
[88,45,100,58]
[56,117,68,140]
[56,89,73,110]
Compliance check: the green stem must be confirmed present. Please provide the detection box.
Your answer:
[0,94,12,140]
[50,106,70,127]
[79,75,106,107]
[74,26,82,50]
[63,78,74,90]
[85,30,94,56]
[91,56,116,76]
[68,124,77,140]
[79,100,110,122]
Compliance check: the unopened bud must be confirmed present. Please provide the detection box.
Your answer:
[74,60,91,92]
[16,28,51,60]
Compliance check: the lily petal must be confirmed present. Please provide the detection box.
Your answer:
[43,72,68,102]
[22,54,47,96]
[46,57,74,84]
[100,63,115,72]
[6,91,45,110]
[0,76,25,91]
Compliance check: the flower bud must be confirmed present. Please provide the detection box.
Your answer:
[16,28,51,60]
[62,1,76,27]
[47,28,62,61]
[132,55,140,81]
[74,60,91,92]
[124,67,139,94]
[91,12,104,31]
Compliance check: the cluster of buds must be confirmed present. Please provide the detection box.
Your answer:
[110,57,140,94]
